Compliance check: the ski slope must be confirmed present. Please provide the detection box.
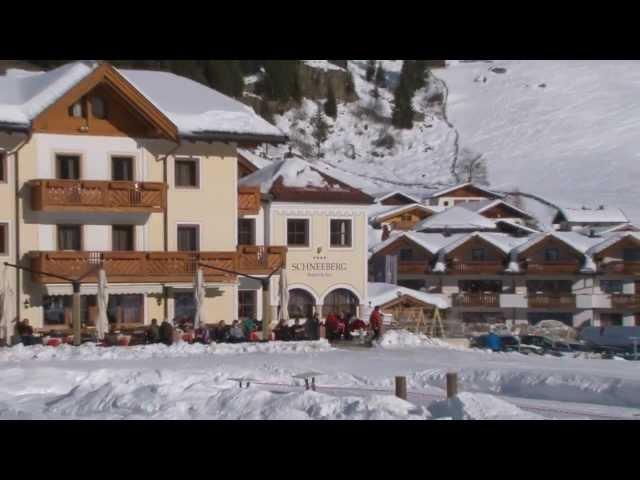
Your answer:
[437,60,640,223]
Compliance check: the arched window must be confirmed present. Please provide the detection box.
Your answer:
[91,96,106,119]
[288,289,315,320]
[323,289,359,317]
[68,100,85,118]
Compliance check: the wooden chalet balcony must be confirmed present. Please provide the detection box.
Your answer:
[452,293,500,308]
[392,221,419,231]
[600,261,640,275]
[29,246,287,285]
[449,261,505,275]
[238,186,261,215]
[398,260,430,274]
[527,293,576,309]
[523,262,581,274]
[30,179,166,213]
[610,294,640,310]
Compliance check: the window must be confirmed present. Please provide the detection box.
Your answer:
[526,280,572,294]
[471,248,486,262]
[287,219,309,247]
[90,96,106,119]
[0,151,6,182]
[111,156,134,181]
[177,225,199,252]
[623,248,640,261]
[600,280,624,294]
[175,159,199,188]
[399,248,413,261]
[56,154,80,180]
[545,248,561,262]
[108,294,144,325]
[323,289,359,318]
[0,223,7,256]
[600,313,623,327]
[288,289,315,320]
[112,225,135,251]
[459,280,502,293]
[401,214,412,222]
[57,225,82,251]
[68,100,86,118]
[238,219,256,246]
[43,295,97,327]
[174,292,197,325]
[238,291,257,320]
[330,219,352,247]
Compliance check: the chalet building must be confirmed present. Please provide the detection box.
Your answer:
[553,206,629,232]
[426,183,504,208]
[373,190,423,206]
[239,157,373,320]
[369,204,438,232]
[370,229,640,328]
[0,61,290,331]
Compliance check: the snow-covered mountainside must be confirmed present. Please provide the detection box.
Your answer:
[254,60,640,224]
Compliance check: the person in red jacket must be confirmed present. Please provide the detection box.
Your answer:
[325,313,340,341]
[348,317,366,340]
[369,306,383,342]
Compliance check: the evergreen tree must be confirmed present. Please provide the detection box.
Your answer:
[324,84,338,119]
[312,103,329,158]
[260,61,302,102]
[345,72,356,97]
[202,61,245,98]
[366,60,376,82]
[374,63,386,88]
[392,75,415,129]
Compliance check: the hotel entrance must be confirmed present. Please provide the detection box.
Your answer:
[322,289,360,317]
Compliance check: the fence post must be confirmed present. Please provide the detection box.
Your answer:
[446,372,458,399]
[395,376,407,400]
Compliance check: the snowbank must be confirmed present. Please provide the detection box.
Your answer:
[428,392,543,420]
[0,340,333,363]
[376,330,465,350]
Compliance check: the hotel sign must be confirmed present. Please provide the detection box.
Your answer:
[290,255,348,278]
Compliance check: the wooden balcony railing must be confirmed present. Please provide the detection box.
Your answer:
[523,262,581,274]
[610,294,640,310]
[449,261,505,275]
[238,186,261,215]
[527,293,576,309]
[452,293,500,308]
[600,261,640,275]
[30,179,167,213]
[398,261,430,274]
[29,246,287,284]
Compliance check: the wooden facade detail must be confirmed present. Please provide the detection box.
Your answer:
[30,179,167,213]
[398,260,430,274]
[481,203,530,220]
[527,294,576,309]
[452,293,500,308]
[237,186,261,215]
[518,236,583,274]
[377,207,433,231]
[610,294,640,310]
[380,193,416,206]
[523,262,582,274]
[447,237,507,275]
[449,261,505,274]
[600,261,640,275]
[29,246,287,285]
[432,184,500,200]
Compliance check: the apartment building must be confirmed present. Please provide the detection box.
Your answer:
[0,61,288,331]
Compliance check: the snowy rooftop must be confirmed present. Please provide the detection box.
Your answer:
[373,190,423,204]
[414,206,497,232]
[370,232,466,257]
[370,204,436,224]
[427,182,504,199]
[237,149,271,170]
[555,206,629,224]
[367,282,450,310]
[514,231,607,256]
[0,61,286,141]
[440,232,530,256]
[461,199,533,219]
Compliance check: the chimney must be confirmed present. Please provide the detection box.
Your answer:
[443,226,451,237]
[589,228,597,238]
[381,225,391,241]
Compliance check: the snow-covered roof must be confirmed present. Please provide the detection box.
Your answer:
[555,206,629,224]
[367,282,450,310]
[461,199,533,219]
[370,231,465,257]
[586,232,640,256]
[494,219,540,234]
[370,203,436,224]
[440,232,530,256]
[373,190,423,204]
[428,182,504,199]
[514,231,604,257]
[0,61,286,142]
[237,149,271,170]
[414,206,497,232]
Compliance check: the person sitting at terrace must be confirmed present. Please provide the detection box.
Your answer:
[228,320,245,343]
[194,324,211,344]
[242,317,257,339]
[347,316,367,338]
[159,319,174,346]
[16,319,39,346]
[325,313,341,341]
[291,317,306,341]
[305,313,320,341]
[146,319,161,344]
[274,319,291,341]
[214,321,230,343]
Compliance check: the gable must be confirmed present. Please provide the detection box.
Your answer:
[481,203,530,220]
[519,236,583,261]
[31,63,178,141]
[380,295,435,311]
[434,184,500,199]
[447,236,508,260]
[381,193,416,206]
[594,235,640,259]
[377,206,433,225]
[374,236,434,259]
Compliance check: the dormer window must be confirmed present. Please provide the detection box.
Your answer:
[68,100,85,118]
[471,248,486,262]
[91,96,106,119]
[545,248,560,262]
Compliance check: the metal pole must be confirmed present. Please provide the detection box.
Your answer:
[72,281,81,347]
[262,279,271,342]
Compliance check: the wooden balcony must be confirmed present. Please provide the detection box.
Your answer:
[610,294,640,310]
[238,186,261,215]
[398,260,430,274]
[528,293,576,309]
[600,261,640,275]
[29,246,287,285]
[523,262,581,274]
[452,293,500,308]
[449,261,504,275]
[30,179,166,213]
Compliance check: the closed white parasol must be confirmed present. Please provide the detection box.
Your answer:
[96,269,110,341]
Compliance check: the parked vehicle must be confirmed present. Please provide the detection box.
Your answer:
[469,334,538,354]
[520,335,586,356]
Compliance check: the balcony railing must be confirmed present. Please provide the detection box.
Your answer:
[527,293,576,309]
[29,246,287,284]
[238,186,261,215]
[452,293,500,308]
[523,262,581,274]
[600,261,640,275]
[30,179,167,213]
[398,260,430,274]
[610,294,640,310]
[449,261,505,275]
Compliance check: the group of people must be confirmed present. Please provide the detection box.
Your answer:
[144,318,266,346]
[324,306,383,342]
[12,319,40,346]
[273,314,321,342]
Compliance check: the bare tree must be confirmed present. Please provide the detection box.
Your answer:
[454,148,488,184]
